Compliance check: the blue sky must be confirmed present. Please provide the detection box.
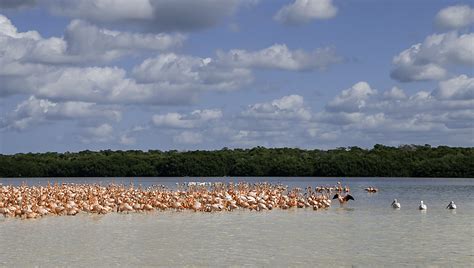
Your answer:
[0,0,473,153]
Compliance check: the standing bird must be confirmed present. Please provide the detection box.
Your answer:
[332,193,354,205]
[419,201,427,210]
[446,201,456,210]
[391,199,401,209]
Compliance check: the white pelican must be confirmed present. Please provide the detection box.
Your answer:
[391,199,400,209]
[446,201,456,210]
[419,201,427,210]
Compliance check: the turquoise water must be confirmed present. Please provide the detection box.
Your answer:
[0,177,473,266]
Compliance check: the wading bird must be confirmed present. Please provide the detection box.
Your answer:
[332,193,354,205]
[419,201,427,210]
[391,199,401,209]
[365,187,378,193]
[446,201,456,210]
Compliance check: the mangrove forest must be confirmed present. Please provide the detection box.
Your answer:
[0,145,472,178]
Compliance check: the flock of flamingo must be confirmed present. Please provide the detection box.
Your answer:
[0,180,458,220]
[0,182,355,220]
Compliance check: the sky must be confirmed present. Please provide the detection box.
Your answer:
[0,0,473,154]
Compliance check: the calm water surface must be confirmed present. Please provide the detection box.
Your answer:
[0,177,473,267]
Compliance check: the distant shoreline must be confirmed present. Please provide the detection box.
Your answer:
[1,176,473,179]
[1,145,472,178]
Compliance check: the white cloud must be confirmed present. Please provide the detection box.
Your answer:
[173,131,203,144]
[391,32,474,82]
[306,127,340,141]
[217,44,342,71]
[145,95,314,148]
[152,109,223,129]
[63,20,185,60]
[383,87,407,100]
[0,14,42,59]
[132,53,252,91]
[1,15,343,106]
[211,126,296,148]
[80,123,114,143]
[274,0,337,25]
[133,45,339,91]
[433,74,474,100]
[0,15,184,67]
[44,0,251,32]
[0,96,120,130]
[220,79,473,146]
[326,81,376,112]
[119,134,136,145]
[114,77,474,148]
[33,67,129,102]
[0,14,192,102]
[2,63,200,105]
[314,78,474,146]
[116,125,150,146]
[242,94,311,120]
[435,5,474,30]
[314,111,365,125]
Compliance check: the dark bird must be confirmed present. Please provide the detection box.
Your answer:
[446,201,456,210]
[332,193,354,205]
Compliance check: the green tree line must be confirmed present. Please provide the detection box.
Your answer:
[0,145,472,178]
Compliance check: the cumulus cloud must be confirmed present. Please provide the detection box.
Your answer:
[44,0,251,32]
[132,53,253,91]
[0,14,190,102]
[209,125,300,148]
[391,32,474,82]
[88,77,473,148]
[435,5,474,30]
[148,109,223,146]
[0,15,184,67]
[314,111,365,125]
[133,44,340,90]
[383,87,407,100]
[33,66,202,105]
[1,15,343,106]
[0,96,120,130]
[63,20,185,60]
[201,95,315,147]
[274,0,337,25]
[152,109,222,129]
[0,16,192,104]
[207,78,473,147]
[2,63,201,105]
[173,131,203,144]
[80,123,115,143]
[145,95,314,148]
[433,74,474,100]
[326,81,376,112]
[314,78,474,146]
[217,44,342,71]
[119,134,136,145]
[0,15,253,104]
[242,95,311,120]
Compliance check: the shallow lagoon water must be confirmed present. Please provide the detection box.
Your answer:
[0,177,473,267]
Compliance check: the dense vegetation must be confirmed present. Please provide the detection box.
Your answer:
[0,145,472,178]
